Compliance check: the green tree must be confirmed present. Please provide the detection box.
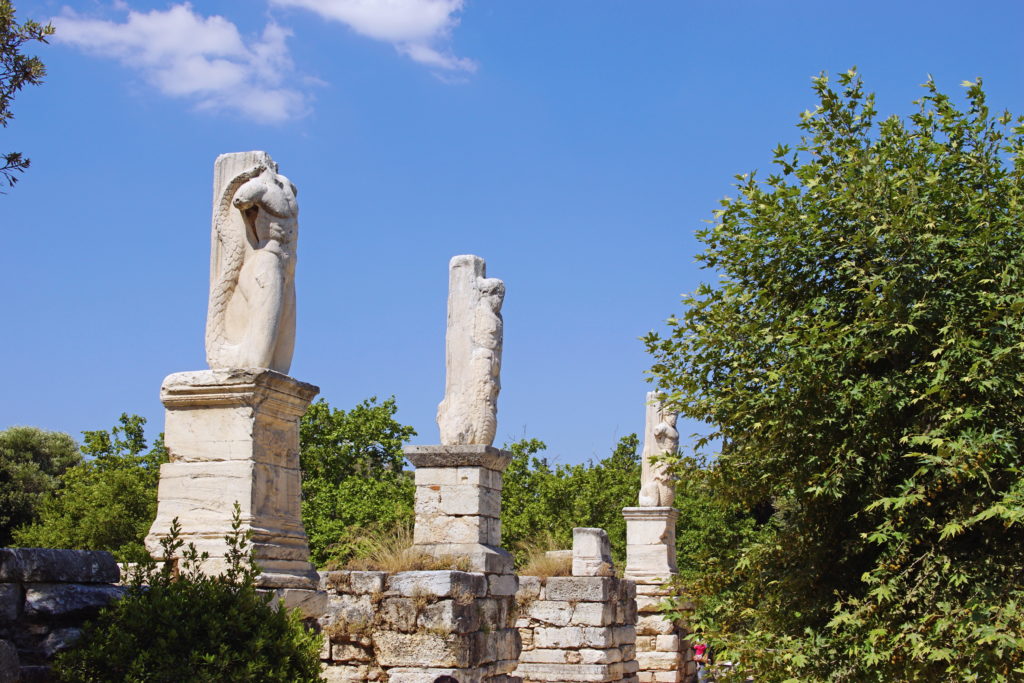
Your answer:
[299,397,417,567]
[501,434,641,565]
[0,426,81,545]
[1,1,53,188]
[646,71,1024,681]
[14,414,167,561]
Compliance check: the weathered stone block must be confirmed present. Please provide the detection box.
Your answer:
[472,627,519,664]
[387,570,487,598]
[636,615,674,635]
[655,634,680,651]
[614,625,637,646]
[0,584,22,623]
[572,528,614,577]
[374,631,472,668]
[516,661,618,682]
[23,584,125,620]
[327,593,374,629]
[349,571,386,594]
[0,549,119,584]
[39,626,82,657]
[331,641,373,663]
[263,587,327,618]
[652,669,681,682]
[533,626,615,649]
[321,663,369,682]
[0,639,18,683]
[418,598,480,634]
[517,575,542,601]
[379,597,418,632]
[488,573,518,596]
[544,576,615,603]
[527,600,573,626]
[571,601,615,627]
[580,647,622,664]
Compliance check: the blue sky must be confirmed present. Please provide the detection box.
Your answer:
[4,0,1024,465]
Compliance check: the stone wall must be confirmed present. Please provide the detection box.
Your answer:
[633,583,692,683]
[0,548,124,682]
[319,569,521,683]
[513,575,638,683]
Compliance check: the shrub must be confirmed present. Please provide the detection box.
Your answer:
[54,505,323,683]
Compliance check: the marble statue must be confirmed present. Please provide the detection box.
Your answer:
[437,255,505,446]
[205,151,298,374]
[638,391,679,507]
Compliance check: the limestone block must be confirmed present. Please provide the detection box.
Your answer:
[0,640,17,683]
[526,600,573,626]
[414,512,494,545]
[39,627,83,658]
[622,508,678,580]
[22,584,125,620]
[571,601,615,627]
[379,597,418,632]
[572,528,614,577]
[321,664,370,682]
[652,670,681,682]
[517,576,542,602]
[520,625,534,649]
[418,598,481,634]
[614,625,637,647]
[262,587,327,618]
[622,659,640,675]
[331,641,373,663]
[544,576,615,603]
[349,571,386,594]
[473,627,520,663]
[580,647,622,664]
[387,667,486,683]
[413,543,514,575]
[477,596,511,626]
[0,548,119,584]
[488,573,518,597]
[637,651,681,670]
[635,595,665,613]
[621,643,636,660]
[405,445,512,472]
[387,570,487,598]
[636,615,674,636]
[634,583,671,596]
[533,626,615,650]
[373,631,472,668]
[0,584,22,623]
[655,634,680,651]
[327,593,374,627]
[515,662,618,682]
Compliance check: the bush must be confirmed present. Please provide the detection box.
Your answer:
[54,505,323,683]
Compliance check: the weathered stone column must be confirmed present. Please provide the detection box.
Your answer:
[145,369,320,589]
[405,445,514,575]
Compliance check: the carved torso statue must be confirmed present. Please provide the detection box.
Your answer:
[205,151,298,374]
[638,391,679,507]
[437,255,505,446]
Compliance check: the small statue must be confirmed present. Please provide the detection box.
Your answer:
[205,152,298,374]
[638,391,679,507]
[437,255,505,446]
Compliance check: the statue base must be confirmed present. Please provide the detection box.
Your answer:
[404,445,515,575]
[622,506,678,580]
[145,369,320,589]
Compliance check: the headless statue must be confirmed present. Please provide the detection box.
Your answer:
[638,391,679,507]
[205,151,298,374]
[437,255,505,446]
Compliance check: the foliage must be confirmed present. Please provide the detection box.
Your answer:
[646,70,1024,681]
[299,397,416,567]
[0,0,53,188]
[13,414,167,561]
[501,434,641,566]
[54,504,323,683]
[0,426,80,546]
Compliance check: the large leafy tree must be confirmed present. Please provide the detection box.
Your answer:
[501,434,641,565]
[646,71,1024,681]
[299,397,417,567]
[0,426,81,545]
[1,0,52,188]
[14,414,167,561]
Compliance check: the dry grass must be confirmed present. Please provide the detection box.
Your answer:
[344,524,471,573]
[516,532,573,578]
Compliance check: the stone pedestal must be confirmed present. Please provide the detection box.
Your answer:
[622,508,678,581]
[405,445,514,575]
[146,368,320,589]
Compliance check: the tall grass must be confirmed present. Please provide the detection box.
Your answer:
[339,524,470,572]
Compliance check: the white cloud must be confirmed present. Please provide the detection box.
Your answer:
[54,4,308,123]
[270,0,475,73]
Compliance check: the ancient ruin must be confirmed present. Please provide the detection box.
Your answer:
[146,151,319,590]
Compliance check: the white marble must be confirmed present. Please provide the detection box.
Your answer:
[205,151,298,374]
[638,392,678,507]
[436,255,504,446]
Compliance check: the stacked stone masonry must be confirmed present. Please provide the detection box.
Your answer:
[632,583,693,683]
[318,569,522,683]
[513,575,639,683]
[0,548,124,682]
